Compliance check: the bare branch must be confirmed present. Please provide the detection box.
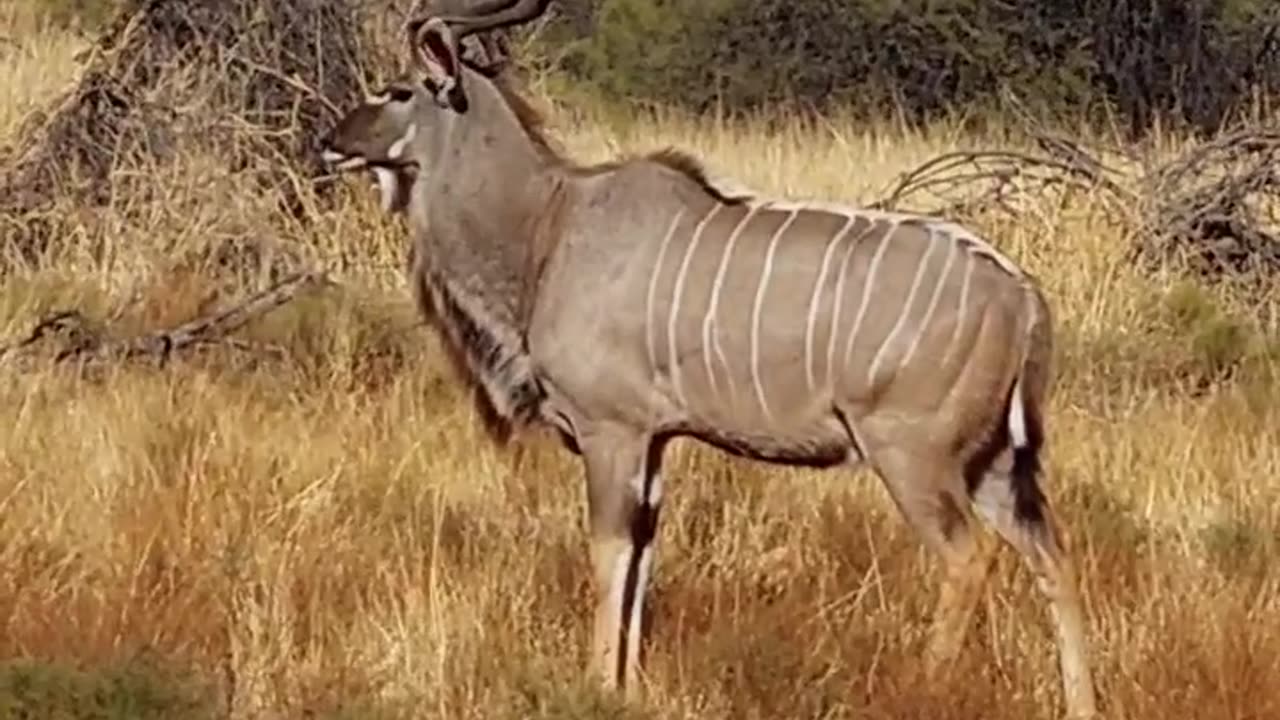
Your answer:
[0,272,332,371]
[872,140,1136,219]
[874,121,1280,282]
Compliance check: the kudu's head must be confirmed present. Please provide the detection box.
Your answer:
[318,0,551,212]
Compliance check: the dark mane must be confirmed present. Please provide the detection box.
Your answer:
[470,62,752,206]
[564,146,754,205]
[643,147,753,205]
[468,59,564,164]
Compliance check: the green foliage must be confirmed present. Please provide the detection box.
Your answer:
[557,0,733,106]
[1158,282,1253,384]
[1201,514,1276,578]
[0,660,215,720]
[534,0,1280,134]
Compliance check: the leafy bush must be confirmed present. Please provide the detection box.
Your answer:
[0,660,215,720]
[535,0,1280,135]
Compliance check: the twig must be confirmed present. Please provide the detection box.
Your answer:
[871,120,1280,282]
[872,143,1133,217]
[0,271,331,370]
[0,311,88,358]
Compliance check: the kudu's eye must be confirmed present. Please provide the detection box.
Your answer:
[389,86,414,103]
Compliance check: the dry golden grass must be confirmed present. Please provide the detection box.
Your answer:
[3,9,1280,720]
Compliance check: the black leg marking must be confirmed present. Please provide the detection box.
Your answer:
[613,439,666,689]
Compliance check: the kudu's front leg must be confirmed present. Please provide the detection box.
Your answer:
[579,425,661,699]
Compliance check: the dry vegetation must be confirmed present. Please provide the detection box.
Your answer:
[3,4,1280,719]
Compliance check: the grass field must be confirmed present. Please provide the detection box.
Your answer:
[3,6,1279,719]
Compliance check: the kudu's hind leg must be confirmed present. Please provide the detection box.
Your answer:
[870,446,997,678]
[972,467,1098,718]
[579,425,661,699]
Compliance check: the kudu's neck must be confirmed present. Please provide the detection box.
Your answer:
[414,68,564,333]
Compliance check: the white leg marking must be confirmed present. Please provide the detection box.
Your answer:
[621,468,660,683]
[841,220,899,372]
[825,219,879,390]
[386,122,418,160]
[668,204,722,407]
[867,226,941,387]
[804,216,858,392]
[647,472,663,508]
[624,544,654,675]
[899,230,958,372]
[606,549,631,678]
[941,250,975,370]
[627,471,663,509]
[749,209,799,423]
[645,210,686,376]
[701,205,759,403]
[371,166,400,212]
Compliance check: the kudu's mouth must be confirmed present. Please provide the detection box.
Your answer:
[321,148,371,172]
[320,146,414,213]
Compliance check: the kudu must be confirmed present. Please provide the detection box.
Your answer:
[318,1,1098,716]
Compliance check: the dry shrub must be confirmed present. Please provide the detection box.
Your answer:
[0,0,372,267]
[878,118,1280,286]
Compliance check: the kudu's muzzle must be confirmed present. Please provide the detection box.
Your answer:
[317,128,413,213]
[318,136,369,172]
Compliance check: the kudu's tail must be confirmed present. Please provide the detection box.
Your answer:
[1006,286,1054,526]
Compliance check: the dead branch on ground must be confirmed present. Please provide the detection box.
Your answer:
[0,271,330,371]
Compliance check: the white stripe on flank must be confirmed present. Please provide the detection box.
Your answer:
[841,220,899,371]
[953,228,1021,276]
[702,205,759,403]
[752,198,899,222]
[645,210,686,375]
[825,218,879,389]
[748,196,1025,283]
[899,231,958,371]
[941,250,975,369]
[762,195,1024,278]
[867,227,942,387]
[668,204,722,406]
[804,215,858,392]
[749,209,800,423]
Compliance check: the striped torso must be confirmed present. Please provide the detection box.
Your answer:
[628,196,1028,450]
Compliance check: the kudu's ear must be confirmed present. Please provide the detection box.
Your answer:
[410,17,469,112]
